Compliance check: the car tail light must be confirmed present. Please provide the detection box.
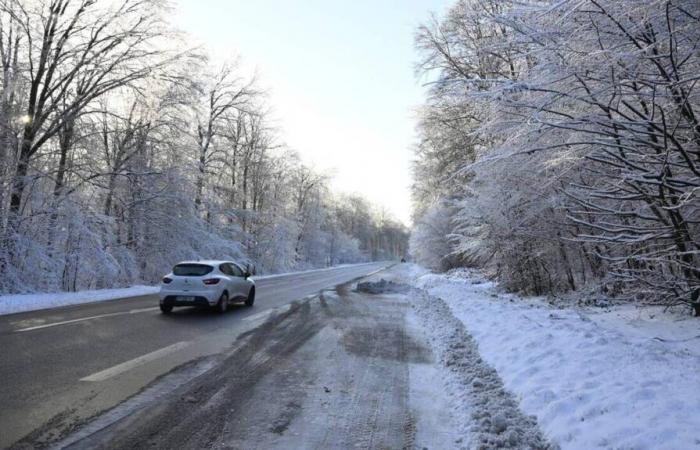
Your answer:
[162,277,173,284]
[203,278,220,285]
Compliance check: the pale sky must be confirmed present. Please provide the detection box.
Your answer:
[173,1,451,225]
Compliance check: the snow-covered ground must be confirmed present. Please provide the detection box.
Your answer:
[0,286,160,316]
[410,267,700,450]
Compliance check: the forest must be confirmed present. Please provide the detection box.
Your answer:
[0,0,408,293]
[410,0,699,310]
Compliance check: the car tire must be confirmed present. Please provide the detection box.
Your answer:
[216,292,228,314]
[160,304,173,314]
[245,287,255,307]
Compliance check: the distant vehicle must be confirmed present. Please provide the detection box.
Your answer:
[159,260,255,314]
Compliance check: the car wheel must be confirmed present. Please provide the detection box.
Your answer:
[216,292,228,314]
[245,287,255,307]
[160,304,173,314]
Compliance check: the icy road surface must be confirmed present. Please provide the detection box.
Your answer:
[0,263,392,448]
[35,273,459,449]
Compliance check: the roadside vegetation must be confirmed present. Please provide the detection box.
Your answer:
[0,0,408,294]
[411,0,700,312]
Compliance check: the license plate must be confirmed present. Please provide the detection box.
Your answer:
[177,296,195,301]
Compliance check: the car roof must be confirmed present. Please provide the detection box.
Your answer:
[175,260,240,267]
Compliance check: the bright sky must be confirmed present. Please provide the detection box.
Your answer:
[173,1,451,225]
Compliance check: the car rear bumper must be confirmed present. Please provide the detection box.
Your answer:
[159,289,219,305]
[160,295,214,307]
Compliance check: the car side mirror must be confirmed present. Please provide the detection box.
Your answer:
[244,271,251,279]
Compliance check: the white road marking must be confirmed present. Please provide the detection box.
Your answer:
[80,341,191,382]
[15,307,159,332]
[242,309,273,322]
[129,307,159,314]
[16,312,125,332]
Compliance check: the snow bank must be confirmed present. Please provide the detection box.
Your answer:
[0,286,159,316]
[411,289,552,449]
[415,270,700,449]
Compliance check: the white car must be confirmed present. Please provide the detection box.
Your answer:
[159,260,256,314]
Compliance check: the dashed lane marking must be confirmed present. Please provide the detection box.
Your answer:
[80,341,191,382]
[14,307,159,332]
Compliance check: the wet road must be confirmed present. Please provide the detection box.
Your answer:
[56,272,449,449]
[0,263,388,448]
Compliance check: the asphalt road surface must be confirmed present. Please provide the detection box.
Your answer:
[61,281,440,449]
[0,262,389,449]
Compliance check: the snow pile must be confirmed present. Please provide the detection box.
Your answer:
[0,286,159,316]
[411,289,554,450]
[416,271,700,449]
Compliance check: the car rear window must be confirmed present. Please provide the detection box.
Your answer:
[173,264,213,276]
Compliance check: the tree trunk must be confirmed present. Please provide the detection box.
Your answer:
[47,118,74,256]
[104,172,118,216]
[9,126,34,218]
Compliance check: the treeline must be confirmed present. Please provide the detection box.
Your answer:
[0,0,408,293]
[411,0,699,310]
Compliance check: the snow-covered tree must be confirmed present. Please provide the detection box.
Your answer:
[412,0,699,310]
[0,0,409,293]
